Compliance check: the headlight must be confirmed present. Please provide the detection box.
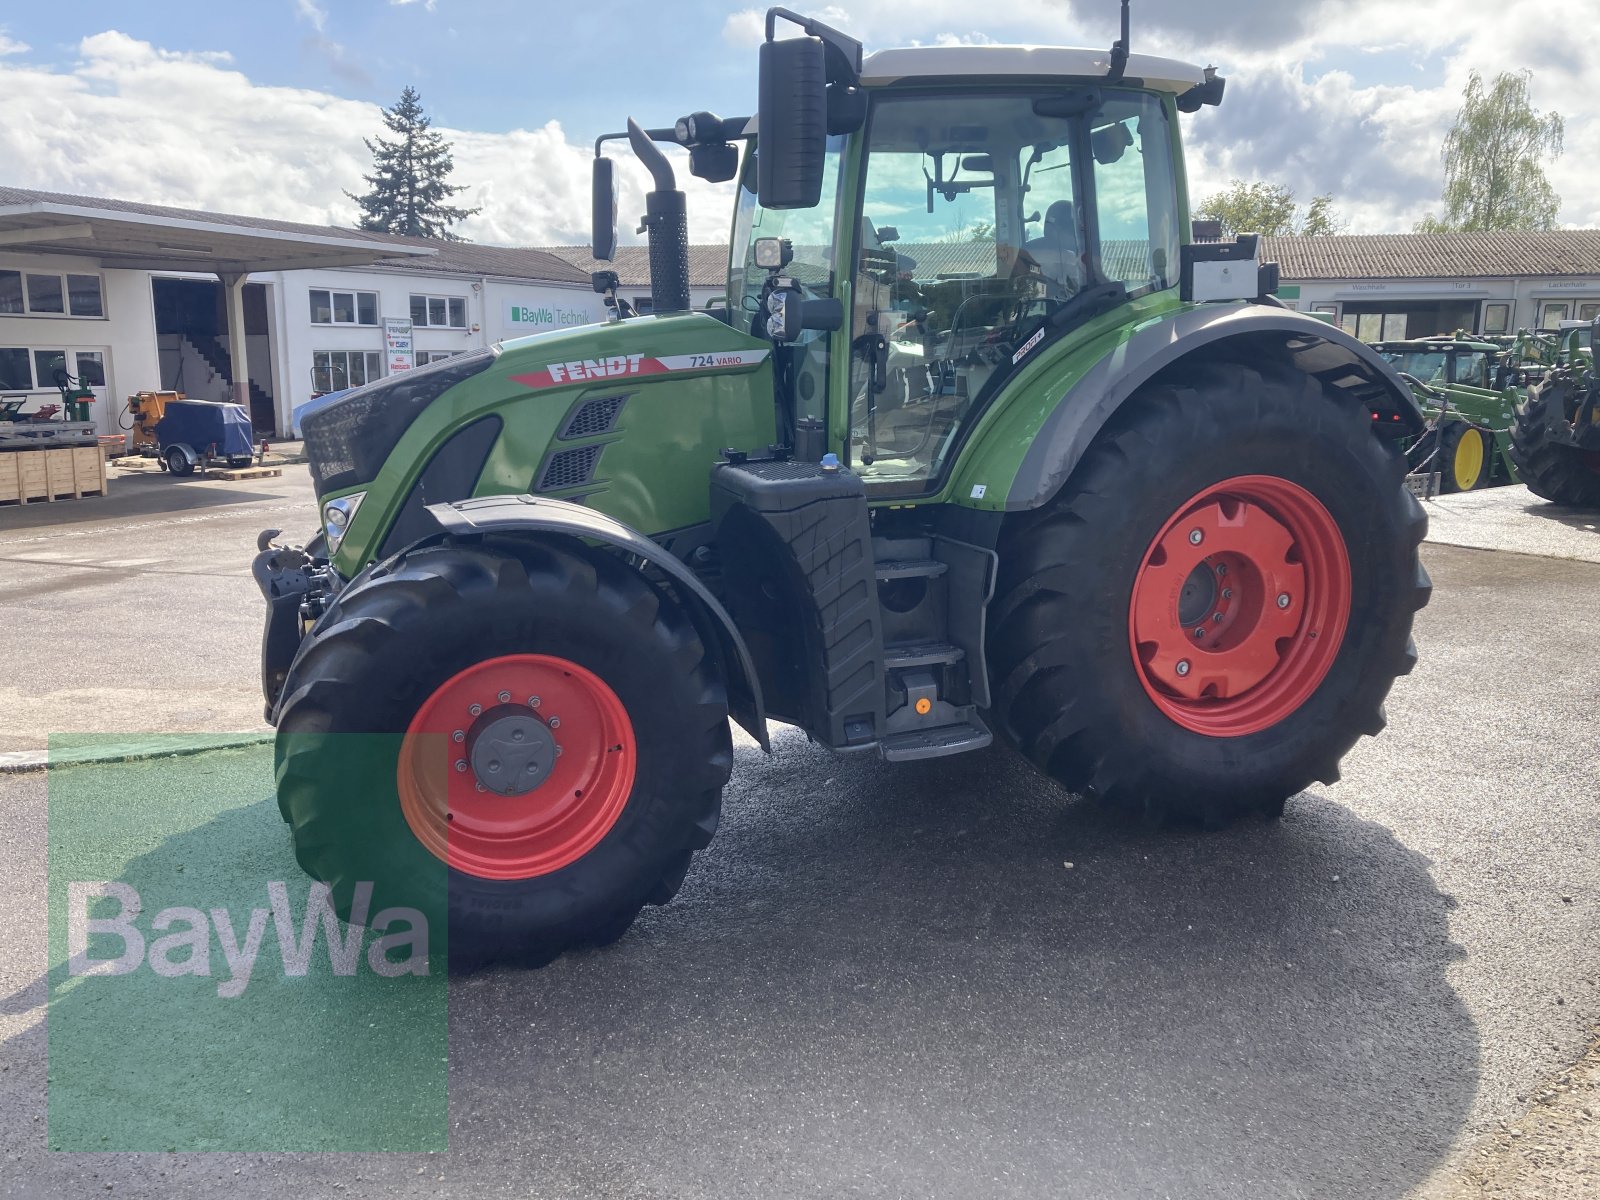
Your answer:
[753,237,792,270]
[322,492,365,553]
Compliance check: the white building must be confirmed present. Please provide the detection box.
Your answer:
[0,187,629,439]
[1263,230,1600,340]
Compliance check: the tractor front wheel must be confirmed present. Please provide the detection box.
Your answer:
[987,363,1430,825]
[1509,379,1600,507]
[273,536,732,967]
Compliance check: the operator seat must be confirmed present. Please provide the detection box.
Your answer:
[1021,200,1083,301]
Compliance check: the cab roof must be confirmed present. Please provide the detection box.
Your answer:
[858,45,1209,95]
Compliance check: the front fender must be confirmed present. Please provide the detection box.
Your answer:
[1006,303,1427,511]
[425,494,769,751]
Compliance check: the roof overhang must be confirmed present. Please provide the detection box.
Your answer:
[859,46,1208,94]
[0,200,434,275]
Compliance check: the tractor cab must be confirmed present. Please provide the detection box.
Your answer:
[1374,335,1504,392]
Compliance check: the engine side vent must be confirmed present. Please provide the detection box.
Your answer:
[537,444,604,491]
[559,395,626,440]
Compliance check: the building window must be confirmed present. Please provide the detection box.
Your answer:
[0,347,30,390]
[25,274,64,314]
[0,269,104,318]
[312,350,384,393]
[1482,302,1512,335]
[309,288,379,326]
[409,293,467,328]
[1580,303,1600,323]
[1538,301,1570,328]
[33,349,68,389]
[75,351,106,387]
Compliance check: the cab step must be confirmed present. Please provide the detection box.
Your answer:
[883,640,966,669]
[875,558,948,582]
[880,717,993,762]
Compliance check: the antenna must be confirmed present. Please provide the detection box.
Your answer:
[1108,0,1131,81]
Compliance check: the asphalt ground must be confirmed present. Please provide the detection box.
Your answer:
[1,468,1598,1198]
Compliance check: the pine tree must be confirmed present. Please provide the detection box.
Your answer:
[346,86,480,241]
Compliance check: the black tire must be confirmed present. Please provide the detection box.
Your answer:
[164,446,193,477]
[986,362,1430,825]
[273,535,732,968]
[1508,378,1600,507]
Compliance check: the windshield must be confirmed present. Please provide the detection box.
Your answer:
[1383,350,1449,384]
[728,135,846,328]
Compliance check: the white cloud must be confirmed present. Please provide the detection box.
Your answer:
[293,0,327,33]
[2,5,1596,253]
[0,32,29,57]
[0,31,731,246]
[390,0,438,9]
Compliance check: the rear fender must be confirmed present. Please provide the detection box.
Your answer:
[425,494,770,751]
[1008,304,1426,510]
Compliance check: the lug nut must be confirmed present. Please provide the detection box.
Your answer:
[454,760,467,773]
[554,745,563,756]
[497,691,511,703]
[528,696,540,708]
[1193,627,1206,639]
[548,717,561,729]
[1188,529,1204,545]
[475,782,486,793]
[452,729,465,743]
[1212,612,1224,623]
[1221,588,1232,599]
[469,703,482,717]
[1277,593,1292,609]
[1216,564,1227,577]
[1176,660,1191,677]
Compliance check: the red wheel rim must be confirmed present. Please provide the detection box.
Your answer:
[397,654,636,880]
[1128,475,1351,737]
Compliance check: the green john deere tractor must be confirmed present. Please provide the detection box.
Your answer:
[256,5,1431,965]
[1510,320,1600,507]
[1373,334,1522,493]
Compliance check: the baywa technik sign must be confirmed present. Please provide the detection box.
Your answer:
[507,301,595,330]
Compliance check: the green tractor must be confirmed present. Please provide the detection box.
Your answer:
[1372,334,1521,494]
[256,6,1431,965]
[1510,321,1600,506]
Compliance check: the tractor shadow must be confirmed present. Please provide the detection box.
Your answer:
[445,731,1479,1200]
[1521,499,1600,535]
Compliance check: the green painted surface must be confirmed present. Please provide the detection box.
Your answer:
[46,738,447,1151]
[332,312,775,575]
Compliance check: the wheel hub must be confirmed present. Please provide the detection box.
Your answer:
[468,708,558,796]
[396,654,636,880]
[1129,475,1351,738]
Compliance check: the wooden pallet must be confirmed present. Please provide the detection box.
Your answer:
[215,465,282,481]
[0,446,108,504]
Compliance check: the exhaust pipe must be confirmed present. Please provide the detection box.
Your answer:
[626,118,692,315]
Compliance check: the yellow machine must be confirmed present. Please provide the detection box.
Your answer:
[125,391,184,452]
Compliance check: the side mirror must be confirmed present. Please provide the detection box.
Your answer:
[757,36,828,210]
[1177,71,1227,113]
[592,157,617,261]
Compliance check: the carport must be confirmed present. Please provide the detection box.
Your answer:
[0,191,434,412]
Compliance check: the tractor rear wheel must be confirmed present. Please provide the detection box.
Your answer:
[273,536,732,967]
[1509,379,1600,507]
[987,362,1430,825]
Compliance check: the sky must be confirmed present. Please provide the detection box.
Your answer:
[1,1,1596,247]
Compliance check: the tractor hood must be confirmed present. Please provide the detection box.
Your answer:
[300,312,771,500]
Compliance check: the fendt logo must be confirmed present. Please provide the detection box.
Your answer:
[67,880,429,998]
[510,347,770,391]
[546,354,646,384]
